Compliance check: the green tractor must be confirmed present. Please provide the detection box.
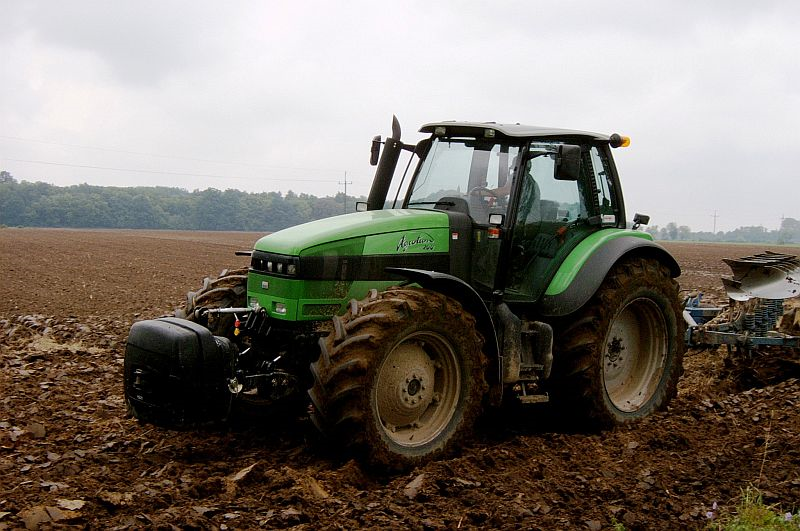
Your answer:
[125,118,684,469]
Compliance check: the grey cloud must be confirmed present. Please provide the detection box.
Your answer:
[0,1,798,232]
[6,1,236,85]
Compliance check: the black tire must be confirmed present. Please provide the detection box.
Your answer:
[549,257,684,426]
[175,267,248,338]
[309,287,487,470]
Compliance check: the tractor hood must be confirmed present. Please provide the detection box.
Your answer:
[247,208,452,320]
[253,209,451,257]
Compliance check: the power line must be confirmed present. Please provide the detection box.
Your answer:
[339,172,353,214]
[0,134,341,174]
[0,157,341,183]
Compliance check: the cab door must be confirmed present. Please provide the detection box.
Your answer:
[469,143,520,296]
[504,142,599,302]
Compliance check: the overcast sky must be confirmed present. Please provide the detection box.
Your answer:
[1,1,798,233]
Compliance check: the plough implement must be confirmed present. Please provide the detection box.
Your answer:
[685,251,800,352]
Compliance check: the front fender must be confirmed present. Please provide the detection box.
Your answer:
[385,267,500,371]
[536,235,680,317]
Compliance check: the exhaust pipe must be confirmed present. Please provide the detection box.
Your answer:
[366,116,403,211]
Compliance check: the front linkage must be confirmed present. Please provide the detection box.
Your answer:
[124,302,325,428]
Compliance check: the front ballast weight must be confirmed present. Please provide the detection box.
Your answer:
[124,317,237,427]
[124,303,320,428]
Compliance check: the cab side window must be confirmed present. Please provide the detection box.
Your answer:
[589,146,618,223]
[517,144,586,225]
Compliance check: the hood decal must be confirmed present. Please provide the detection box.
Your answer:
[396,233,436,253]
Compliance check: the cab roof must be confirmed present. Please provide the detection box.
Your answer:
[419,121,610,142]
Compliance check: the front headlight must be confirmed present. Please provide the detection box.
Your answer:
[251,251,300,278]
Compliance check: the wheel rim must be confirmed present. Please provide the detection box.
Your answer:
[603,297,668,412]
[374,331,460,447]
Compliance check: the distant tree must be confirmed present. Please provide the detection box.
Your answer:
[666,222,678,240]
[620,217,797,244]
[779,217,800,244]
[194,188,232,230]
[728,225,769,243]
[0,170,15,184]
[783,217,800,230]
[313,196,344,219]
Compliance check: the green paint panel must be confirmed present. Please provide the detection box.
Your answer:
[247,272,303,320]
[301,236,365,258]
[544,229,653,296]
[344,280,399,305]
[248,273,401,322]
[363,227,450,254]
[254,209,450,256]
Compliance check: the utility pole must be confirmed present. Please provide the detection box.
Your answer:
[339,172,353,214]
[711,210,720,233]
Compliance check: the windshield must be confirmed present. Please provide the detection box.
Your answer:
[405,137,521,224]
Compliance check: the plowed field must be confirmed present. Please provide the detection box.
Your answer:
[1,229,798,530]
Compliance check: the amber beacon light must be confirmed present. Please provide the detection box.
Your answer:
[609,133,631,148]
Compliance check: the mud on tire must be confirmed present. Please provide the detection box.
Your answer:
[549,257,684,426]
[309,287,487,470]
[174,267,248,338]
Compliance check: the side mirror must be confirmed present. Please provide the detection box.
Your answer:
[632,212,650,230]
[555,144,581,181]
[355,201,368,212]
[370,135,381,166]
[488,213,504,225]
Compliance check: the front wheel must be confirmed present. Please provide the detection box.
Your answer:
[550,257,684,426]
[309,287,487,470]
[174,267,248,338]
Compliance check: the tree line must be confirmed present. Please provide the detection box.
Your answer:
[644,219,800,244]
[0,171,363,232]
[1,171,797,243]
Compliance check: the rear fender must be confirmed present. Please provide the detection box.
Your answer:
[536,236,680,317]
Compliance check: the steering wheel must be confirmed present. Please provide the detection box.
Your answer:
[468,186,498,198]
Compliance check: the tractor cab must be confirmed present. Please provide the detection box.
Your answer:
[369,119,631,303]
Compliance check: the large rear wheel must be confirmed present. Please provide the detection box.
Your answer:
[309,287,487,470]
[550,257,684,426]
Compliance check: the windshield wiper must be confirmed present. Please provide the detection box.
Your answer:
[407,200,455,206]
